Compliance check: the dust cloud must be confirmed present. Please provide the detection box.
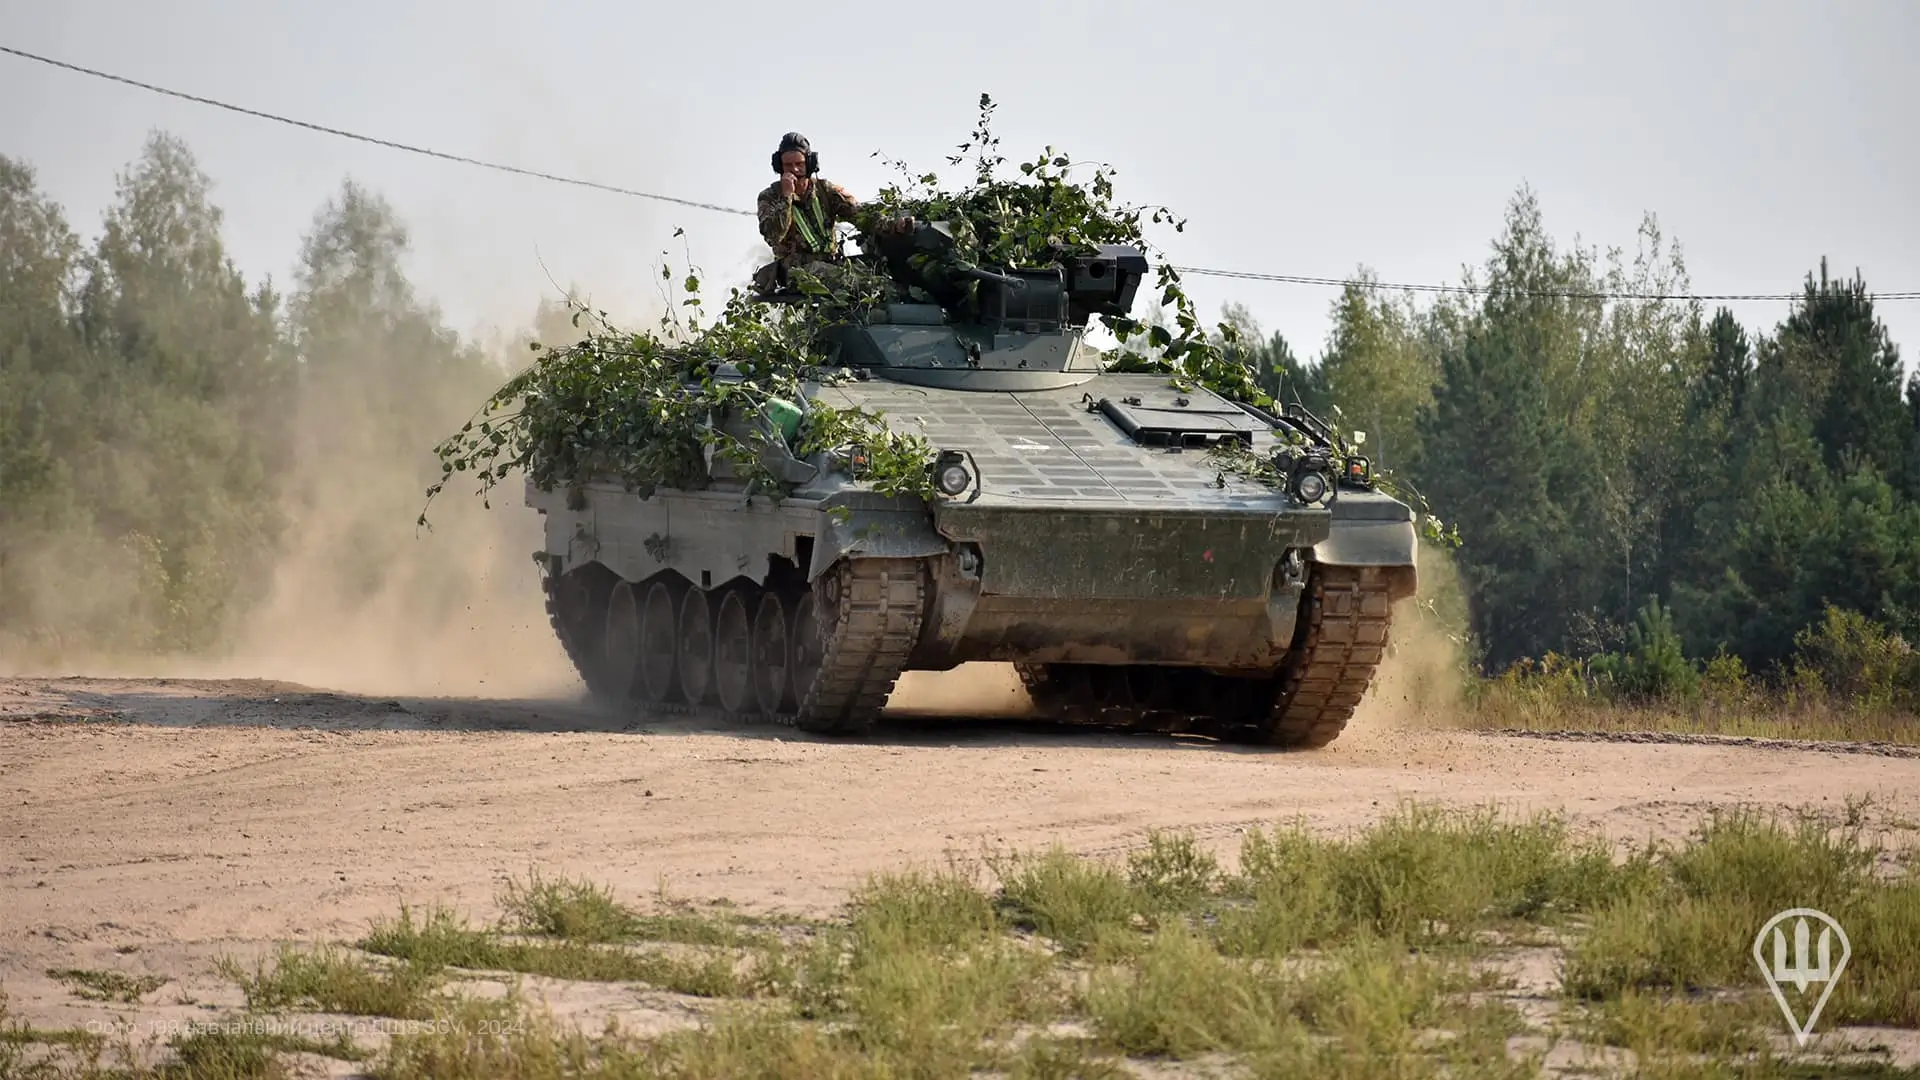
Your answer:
[888,662,1039,718]
[197,299,593,700]
[1340,544,1474,744]
[7,385,587,700]
[0,319,593,702]
[215,488,576,700]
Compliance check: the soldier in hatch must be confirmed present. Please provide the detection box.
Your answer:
[752,131,910,295]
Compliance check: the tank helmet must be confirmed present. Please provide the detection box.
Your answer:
[772,132,819,176]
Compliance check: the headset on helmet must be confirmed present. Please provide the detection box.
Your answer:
[772,132,820,176]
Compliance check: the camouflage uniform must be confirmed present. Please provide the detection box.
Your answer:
[753,179,881,295]
[758,178,868,260]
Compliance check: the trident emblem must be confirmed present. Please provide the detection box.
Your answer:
[1753,908,1851,1044]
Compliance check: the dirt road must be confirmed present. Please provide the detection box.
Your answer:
[6,662,1920,1052]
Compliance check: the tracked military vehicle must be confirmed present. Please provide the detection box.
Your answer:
[527,221,1419,748]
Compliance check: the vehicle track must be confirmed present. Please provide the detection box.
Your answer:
[558,553,1399,751]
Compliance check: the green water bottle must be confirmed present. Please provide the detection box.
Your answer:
[764,397,803,443]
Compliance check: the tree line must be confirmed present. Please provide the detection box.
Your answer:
[1211,192,1920,705]
[0,131,581,667]
[2,131,1916,706]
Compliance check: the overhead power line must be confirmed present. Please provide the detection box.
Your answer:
[6,42,1918,305]
[1176,266,1920,303]
[0,43,749,217]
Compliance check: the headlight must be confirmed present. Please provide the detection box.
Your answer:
[937,463,971,494]
[1341,455,1374,489]
[1296,470,1328,504]
[1273,445,1333,505]
[933,449,976,498]
[836,444,871,477]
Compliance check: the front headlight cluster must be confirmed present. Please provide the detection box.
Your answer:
[829,444,980,501]
[1270,446,1336,506]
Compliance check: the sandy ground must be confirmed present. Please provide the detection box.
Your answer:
[5,658,1920,1068]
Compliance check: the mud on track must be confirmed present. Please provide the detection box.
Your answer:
[5,664,1920,1054]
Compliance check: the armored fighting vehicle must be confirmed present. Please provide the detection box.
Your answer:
[527,222,1419,748]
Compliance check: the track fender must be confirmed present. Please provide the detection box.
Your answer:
[1311,519,1419,601]
[808,508,951,582]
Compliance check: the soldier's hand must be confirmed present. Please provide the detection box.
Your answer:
[781,173,796,198]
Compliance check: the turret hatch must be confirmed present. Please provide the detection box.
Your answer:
[1093,392,1256,449]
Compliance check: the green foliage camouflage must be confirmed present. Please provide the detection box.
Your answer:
[865,95,1242,389]
[421,271,951,514]
[422,94,1453,545]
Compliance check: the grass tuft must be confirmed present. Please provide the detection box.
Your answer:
[359,903,760,998]
[496,868,781,949]
[45,968,167,1004]
[496,867,641,944]
[1216,801,1650,959]
[217,943,444,1019]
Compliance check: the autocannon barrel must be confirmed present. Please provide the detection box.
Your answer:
[960,266,1024,288]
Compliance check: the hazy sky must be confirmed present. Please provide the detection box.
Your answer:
[3,0,1917,374]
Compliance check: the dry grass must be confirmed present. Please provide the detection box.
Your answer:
[1441,631,1920,748]
[1454,685,1920,747]
[6,800,1919,1078]
[44,969,167,1005]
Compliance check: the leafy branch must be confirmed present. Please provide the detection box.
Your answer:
[866,93,1265,405]
[418,261,935,526]
[1201,407,1463,550]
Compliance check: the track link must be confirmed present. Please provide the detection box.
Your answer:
[545,556,925,735]
[543,562,622,701]
[1014,563,1395,750]
[796,557,927,735]
[1253,563,1395,748]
